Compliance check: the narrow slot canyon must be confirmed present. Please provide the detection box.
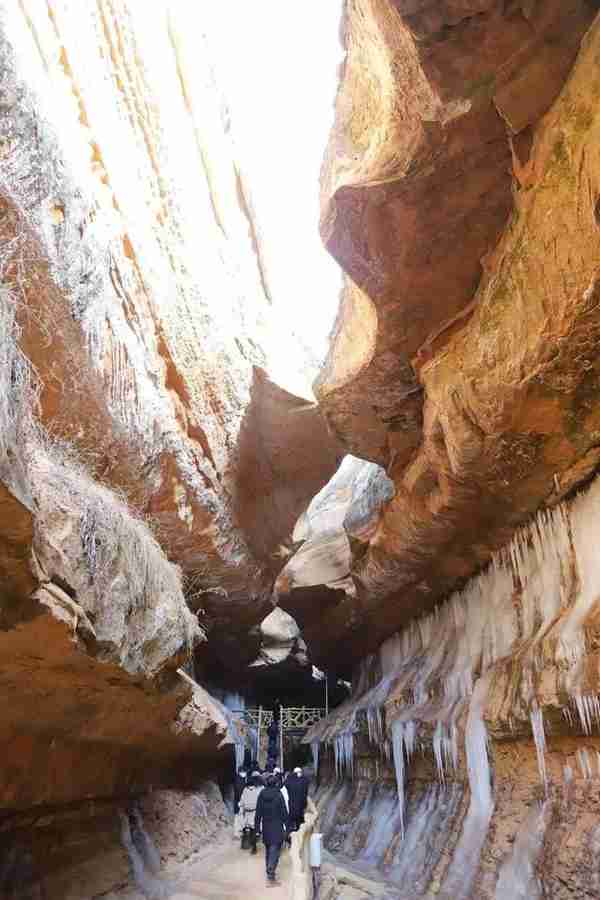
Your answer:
[2,1,600,899]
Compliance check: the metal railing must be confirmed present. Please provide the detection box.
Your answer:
[281,707,326,729]
[231,707,326,731]
[230,706,326,769]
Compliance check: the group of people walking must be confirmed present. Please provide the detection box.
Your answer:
[234,765,309,884]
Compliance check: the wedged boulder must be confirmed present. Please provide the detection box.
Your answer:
[250,607,307,669]
[277,456,394,595]
[275,456,394,656]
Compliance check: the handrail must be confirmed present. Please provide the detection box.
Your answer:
[230,707,326,732]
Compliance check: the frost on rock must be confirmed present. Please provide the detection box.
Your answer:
[305,470,600,840]
[530,703,548,794]
[391,719,417,838]
[311,741,320,775]
[495,801,551,900]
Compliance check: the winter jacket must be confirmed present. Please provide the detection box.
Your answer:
[239,785,263,829]
[255,786,289,845]
[284,773,309,821]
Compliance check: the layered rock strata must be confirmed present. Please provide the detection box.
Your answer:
[0,0,339,663]
[0,2,340,888]
[281,4,600,668]
[1,783,229,900]
[0,278,244,803]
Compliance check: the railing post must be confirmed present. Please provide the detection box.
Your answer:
[257,705,263,766]
[280,707,284,771]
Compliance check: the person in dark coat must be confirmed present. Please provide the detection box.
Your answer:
[255,774,289,883]
[234,767,247,815]
[267,717,279,762]
[284,767,309,832]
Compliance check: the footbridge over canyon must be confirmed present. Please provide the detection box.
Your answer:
[2,1,600,898]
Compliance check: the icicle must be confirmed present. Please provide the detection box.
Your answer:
[577,748,593,780]
[495,800,551,899]
[391,719,407,839]
[304,472,600,792]
[120,809,168,898]
[391,719,417,839]
[333,732,354,777]
[131,807,161,875]
[235,742,245,772]
[575,693,592,735]
[438,676,493,900]
[449,721,459,772]
[562,706,574,728]
[120,812,148,892]
[530,703,548,793]
[311,741,320,775]
[433,721,445,783]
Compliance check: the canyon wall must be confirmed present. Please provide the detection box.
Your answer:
[0,1,339,892]
[307,468,600,896]
[1,782,229,900]
[294,5,600,895]
[279,0,600,671]
[3,0,600,896]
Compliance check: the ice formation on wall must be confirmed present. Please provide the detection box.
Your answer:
[437,675,493,900]
[314,777,464,894]
[494,800,551,899]
[306,471,600,838]
[311,741,320,776]
[120,808,169,899]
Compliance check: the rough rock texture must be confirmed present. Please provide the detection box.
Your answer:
[0,0,339,662]
[306,467,600,896]
[277,455,394,651]
[137,784,230,871]
[0,3,343,890]
[280,3,600,668]
[0,285,239,821]
[318,0,595,462]
[0,783,229,900]
[250,607,308,669]
[315,743,600,900]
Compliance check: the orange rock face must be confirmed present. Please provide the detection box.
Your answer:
[0,0,339,837]
[281,2,600,668]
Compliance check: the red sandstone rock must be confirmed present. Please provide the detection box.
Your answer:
[281,1,600,669]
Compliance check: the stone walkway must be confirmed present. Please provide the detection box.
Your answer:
[170,843,291,899]
[119,840,292,900]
